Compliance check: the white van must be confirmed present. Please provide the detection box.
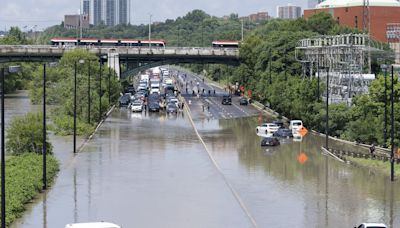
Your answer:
[289,120,303,132]
[65,222,121,228]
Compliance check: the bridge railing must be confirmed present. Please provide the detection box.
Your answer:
[0,45,239,57]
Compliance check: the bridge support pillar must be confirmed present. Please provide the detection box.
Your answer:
[108,52,120,80]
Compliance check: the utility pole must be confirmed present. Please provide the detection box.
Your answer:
[317,58,320,100]
[384,65,388,147]
[390,65,395,181]
[241,19,244,41]
[149,14,152,50]
[325,67,330,149]
[79,0,83,39]
[42,64,47,190]
[1,67,6,228]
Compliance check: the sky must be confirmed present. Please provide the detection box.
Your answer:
[0,0,308,31]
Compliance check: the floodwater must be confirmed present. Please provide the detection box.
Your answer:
[7,93,400,228]
[196,117,400,227]
[2,90,40,131]
[11,110,253,228]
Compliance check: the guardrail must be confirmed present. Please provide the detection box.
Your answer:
[328,147,400,163]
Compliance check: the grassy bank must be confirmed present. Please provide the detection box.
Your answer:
[3,153,59,226]
[346,156,400,177]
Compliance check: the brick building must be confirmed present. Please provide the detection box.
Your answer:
[304,0,400,42]
[242,12,271,22]
[64,15,90,29]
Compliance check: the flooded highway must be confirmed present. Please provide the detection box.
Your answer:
[7,90,400,228]
[11,110,253,228]
[195,117,400,227]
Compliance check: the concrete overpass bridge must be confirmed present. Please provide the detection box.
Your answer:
[0,45,240,79]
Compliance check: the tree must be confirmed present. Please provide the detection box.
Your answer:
[306,12,337,35]
[6,112,53,155]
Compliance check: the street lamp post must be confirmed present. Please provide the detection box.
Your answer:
[381,64,388,147]
[1,67,5,228]
[149,14,152,50]
[317,58,320,100]
[42,62,57,190]
[108,64,111,104]
[88,60,91,124]
[74,62,77,154]
[325,67,330,149]
[42,64,47,189]
[1,65,21,228]
[390,65,395,181]
[99,58,102,121]
[74,60,85,154]
[384,66,388,147]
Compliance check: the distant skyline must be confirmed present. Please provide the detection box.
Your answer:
[0,0,308,31]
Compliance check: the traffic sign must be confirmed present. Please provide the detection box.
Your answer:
[298,127,308,137]
[298,152,308,165]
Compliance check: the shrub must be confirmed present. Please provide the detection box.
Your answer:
[6,113,52,155]
[2,154,59,226]
[52,114,95,136]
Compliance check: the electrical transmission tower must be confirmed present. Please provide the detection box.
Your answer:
[363,0,372,73]
[295,34,377,105]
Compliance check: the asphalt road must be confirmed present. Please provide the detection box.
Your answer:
[172,68,260,120]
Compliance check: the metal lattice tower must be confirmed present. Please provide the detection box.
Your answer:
[363,0,372,73]
[295,34,376,105]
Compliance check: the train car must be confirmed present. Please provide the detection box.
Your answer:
[50,38,166,48]
[212,40,240,48]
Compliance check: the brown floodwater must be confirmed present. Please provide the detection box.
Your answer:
[195,117,400,227]
[7,91,400,228]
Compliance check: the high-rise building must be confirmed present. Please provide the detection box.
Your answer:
[118,0,128,25]
[91,0,130,26]
[93,0,103,25]
[106,0,116,26]
[277,4,302,19]
[83,0,90,15]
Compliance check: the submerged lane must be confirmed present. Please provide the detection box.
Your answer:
[195,117,400,227]
[11,110,253,228]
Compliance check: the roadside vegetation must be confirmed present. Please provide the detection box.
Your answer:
[346,156,400,176]
[29,49,121,136]
[2,112,59,226]
[0,27,37,93]
[190,13,399,148]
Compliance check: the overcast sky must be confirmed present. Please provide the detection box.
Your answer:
[0,0,308,31]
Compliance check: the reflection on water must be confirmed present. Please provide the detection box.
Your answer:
[11,109,253,228]
[196,117,400,227]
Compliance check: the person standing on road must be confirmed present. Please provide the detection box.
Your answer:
[370,144,376,157]
[207,104,210,112]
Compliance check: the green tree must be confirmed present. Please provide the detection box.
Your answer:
[6,112,53,155]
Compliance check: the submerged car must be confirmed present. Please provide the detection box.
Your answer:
[119,94,130,107]
[148,102,160,112]
[256,123,280,134]
[130,101,143,112]
[260,137,280,147]
[239,97,248,105]
[166,103,178,113]
[221,95,232,105]
[273,128,293,138]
